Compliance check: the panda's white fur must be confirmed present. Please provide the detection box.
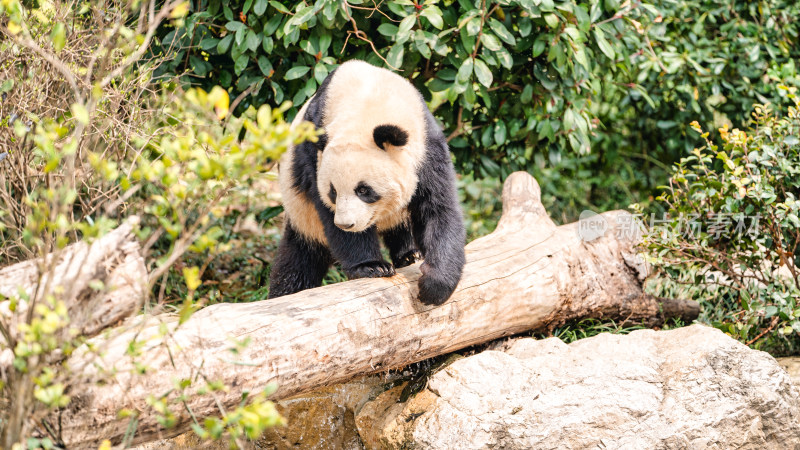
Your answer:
[279,60,427,243]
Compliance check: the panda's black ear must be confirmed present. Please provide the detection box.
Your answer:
[373,124,409,150]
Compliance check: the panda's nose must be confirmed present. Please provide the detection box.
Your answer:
[335,221,355,231]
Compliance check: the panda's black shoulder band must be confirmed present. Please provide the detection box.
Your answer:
[373,124,409,150]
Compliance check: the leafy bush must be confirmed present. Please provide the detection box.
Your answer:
[590,0,800,214]
[639,88,800,353]
[606,0,800,157]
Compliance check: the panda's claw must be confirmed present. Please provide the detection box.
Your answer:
[346,260,395,279]
[394,250,422,268]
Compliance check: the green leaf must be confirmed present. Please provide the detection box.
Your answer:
[398,15,415,38]
[314,63,329,84]
[300,39,315,55]
[456,57,473,83]
[429,77,451,92]
[293,5,315,25]
[574,46,589,69]
[253,0,267,15]
[0,79,13,94]
[225,21,245,32]
[521,84,533,103]
[71,103,89,125]
[50,23,66,52]
[245,30,261,51]
[257,55,273,76]
[480,33,502,51]
[593,28,615,59]
[264,14,282,35]
[488,19,516,46]
[494,120,507,145]
[318,33,332,54]
[243,0,253,14]
[563,26,581,42]
[378,23,399,37]
[544,13,559,28]
[200,37,219,51]
[473,58,493,87]
[415,34,432,59]
[533,36,547,57]
[519,19,532,37]
[270,80,284,103]
[564,107,576,130]
[386,43,405,69]
[269,0,290,14]
[235,27,246,46]
[285,65,311,80]
[421,7,443,29]
[466,17,481,36]
[234,54,249,76]
[262,35,274,53]
[495,47,513,69]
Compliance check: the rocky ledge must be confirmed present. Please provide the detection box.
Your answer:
[140,324,800,449]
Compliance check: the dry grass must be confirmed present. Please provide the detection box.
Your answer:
[0,0,180,264]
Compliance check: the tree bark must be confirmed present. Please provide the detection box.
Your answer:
[56,172,698,447]
[0,216,146,339]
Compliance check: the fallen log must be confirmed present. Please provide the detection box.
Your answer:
[57,172,698,446]
[0,216,146,339]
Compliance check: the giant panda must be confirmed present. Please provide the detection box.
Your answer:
[268,60,465,305]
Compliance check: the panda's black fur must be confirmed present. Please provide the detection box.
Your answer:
[268,61,466,305]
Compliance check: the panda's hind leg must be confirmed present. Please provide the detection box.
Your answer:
[382,222,421,269]
[268,222,333,299]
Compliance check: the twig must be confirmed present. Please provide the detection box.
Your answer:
[227,83,259,116]
[447,107,464,142]
[341,2,401,70]
[644,34,667,73]
[0,26,84,102]
[745,316,780,346]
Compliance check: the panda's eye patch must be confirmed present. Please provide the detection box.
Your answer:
[328,183,337,204]
[355,182,380,203]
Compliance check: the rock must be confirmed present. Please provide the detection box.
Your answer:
[134,431,225,450]
[778,357,800,387]
[136,375,390,450]
[357,325,800,449]
[256,375,387,449]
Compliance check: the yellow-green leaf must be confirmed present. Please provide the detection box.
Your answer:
[71,103,90,125]
[51,23,66,52]
[170,1,190,18]
[183,266,201,291]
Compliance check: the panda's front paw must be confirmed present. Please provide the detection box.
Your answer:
[394,250,421,268]
[417,263,458,306]
[346,260,396,279]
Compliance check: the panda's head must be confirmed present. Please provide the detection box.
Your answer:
[317,124,418,232]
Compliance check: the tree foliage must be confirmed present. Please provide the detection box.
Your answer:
[599,0,800,161]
